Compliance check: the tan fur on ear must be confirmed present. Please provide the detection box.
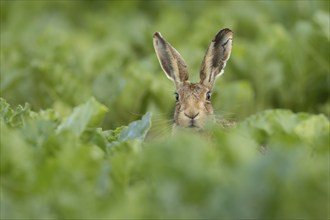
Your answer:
[200,28,233,89]
[153,32,189,87]
[153,29,233,129]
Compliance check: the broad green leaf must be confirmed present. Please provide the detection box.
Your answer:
[118,112,152,142]
[56,97,108,136]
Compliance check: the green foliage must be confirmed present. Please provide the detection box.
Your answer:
[1,1,329,219]
[1,98,329,219]
[1,1,329,129]
[57,97,108,136]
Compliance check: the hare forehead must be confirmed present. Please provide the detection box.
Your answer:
[179,83,208,99]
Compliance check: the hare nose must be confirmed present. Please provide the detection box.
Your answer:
[184,112,200,119]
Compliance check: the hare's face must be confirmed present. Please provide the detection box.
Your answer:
[153,28,233,129]
[174,82,213,128]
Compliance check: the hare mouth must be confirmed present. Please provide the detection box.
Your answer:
[188,121,199,128]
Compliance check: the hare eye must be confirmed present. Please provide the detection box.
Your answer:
[206,91,212,100]
[174,92,179,101]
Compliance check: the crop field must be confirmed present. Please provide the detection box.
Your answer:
[1,1,329,219]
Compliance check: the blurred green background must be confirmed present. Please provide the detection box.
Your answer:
[1,1,329,129]
[1,1,330,219]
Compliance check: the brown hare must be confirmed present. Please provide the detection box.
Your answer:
[153,28,233,130]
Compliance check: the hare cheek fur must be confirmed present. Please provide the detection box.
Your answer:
[153,28,233,129]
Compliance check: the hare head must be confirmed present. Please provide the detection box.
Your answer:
[153,28,233,129]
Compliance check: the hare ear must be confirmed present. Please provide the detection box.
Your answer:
[200,28,233,88]
[153,32,189,87]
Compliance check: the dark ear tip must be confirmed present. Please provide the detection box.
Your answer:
[219,28,233,36]
[213,28,233,42]
[222,28,233,33]
[153,32,161,38]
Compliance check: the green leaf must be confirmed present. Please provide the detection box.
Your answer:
[0,98,31,127]
[103,126,126,143]
[236,109,329,151]
[118,112,152,142]
[56,97,108,136]
[294,114,329,150]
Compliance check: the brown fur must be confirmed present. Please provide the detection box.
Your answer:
[153,29,233,129]
[174,82,213,129]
